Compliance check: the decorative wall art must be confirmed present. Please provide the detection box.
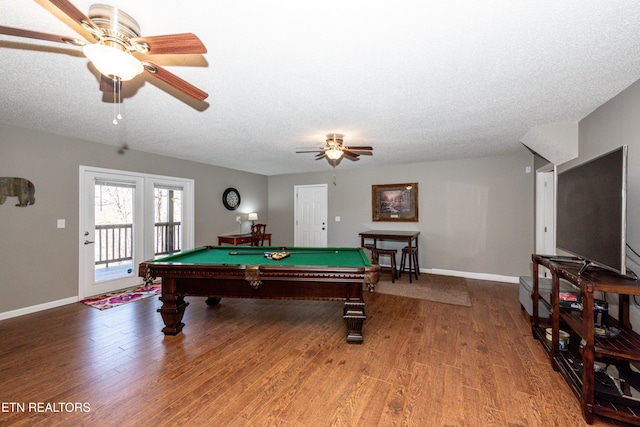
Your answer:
[0,177,35,207]
[372,183,418,222]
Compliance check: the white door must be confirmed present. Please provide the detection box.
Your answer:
[535,166,556,277]
[80,169,144,298]
[294,184,328,247]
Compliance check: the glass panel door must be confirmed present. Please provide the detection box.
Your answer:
[80,170,143,298]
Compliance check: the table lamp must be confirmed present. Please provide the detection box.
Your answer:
[248,213,258,225]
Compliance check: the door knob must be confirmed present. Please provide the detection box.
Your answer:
[84,240,95,245]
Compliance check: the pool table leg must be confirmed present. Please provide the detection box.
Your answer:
[157,279,189,335]
[344,301,366,344]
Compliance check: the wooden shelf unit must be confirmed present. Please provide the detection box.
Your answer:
[531,254,640,425]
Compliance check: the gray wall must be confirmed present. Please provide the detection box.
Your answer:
[268,146,535,278]
[575,81,640,269]
[571,79,640,327]
[3,79,640,324]
[0,123,268,314]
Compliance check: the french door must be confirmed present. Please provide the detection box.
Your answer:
[79,166,194,299]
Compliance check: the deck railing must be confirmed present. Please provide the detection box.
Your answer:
[95,224,132,267]
[155,221,182,256]
[94,222,181,266]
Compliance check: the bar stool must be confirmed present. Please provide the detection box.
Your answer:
[399,246,420,280]
[362,238,376,251]
[372,248,398,283]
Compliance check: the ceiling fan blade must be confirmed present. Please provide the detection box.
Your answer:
[48,0,99,32]
[142,61,208,101]
[315,153,327,160]
[0,25,85,46]
[99,75,122,93]
[131,33,207,55]
[344,146,373,151]
[296,148,325,153]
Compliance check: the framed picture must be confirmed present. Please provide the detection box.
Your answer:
[372,183,418,222]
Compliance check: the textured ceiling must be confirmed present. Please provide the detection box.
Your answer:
[2,1,640,175]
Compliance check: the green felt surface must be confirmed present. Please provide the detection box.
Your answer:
[151,246,372,267]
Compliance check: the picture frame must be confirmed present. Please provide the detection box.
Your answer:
[372,183,418,222]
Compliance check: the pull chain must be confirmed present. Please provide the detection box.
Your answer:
[332,160,337,185]
[112,77,123,125]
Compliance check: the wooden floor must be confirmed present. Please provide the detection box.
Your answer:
[0,277,632,426]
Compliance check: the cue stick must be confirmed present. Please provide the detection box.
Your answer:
[228,250,340,255]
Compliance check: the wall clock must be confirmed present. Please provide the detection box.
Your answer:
[222,188,241,210]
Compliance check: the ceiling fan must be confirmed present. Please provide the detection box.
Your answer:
[0,1,208,102]
[296,134,373,163]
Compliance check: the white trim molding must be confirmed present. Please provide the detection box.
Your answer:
[0,297,78,321]
[428,268,519,284]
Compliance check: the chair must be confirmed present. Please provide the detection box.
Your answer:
[251,224,267,246]
[371,248,398,283]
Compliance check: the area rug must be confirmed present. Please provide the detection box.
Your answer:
[81,283,161,310]
[374,273,472,307]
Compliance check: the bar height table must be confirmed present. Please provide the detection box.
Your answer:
[359,230,420,282]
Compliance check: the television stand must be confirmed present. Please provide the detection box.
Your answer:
[531,254,640,425]
[537,254,583,263]
[575,260,638,280]
[537,255,638,280]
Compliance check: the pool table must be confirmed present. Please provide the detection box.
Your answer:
[139,246,379,343]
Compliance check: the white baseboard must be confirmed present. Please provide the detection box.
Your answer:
[378,264,520,284]
[0,296,78,321]
[428,268,519,284]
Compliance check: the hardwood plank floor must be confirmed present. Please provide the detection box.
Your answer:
[0,277,632,426]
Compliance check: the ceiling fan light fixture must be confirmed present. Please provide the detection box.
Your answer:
[296,132,372,166]
[326,148,343,160]
[82,43,143,81]
[325,133,344,160]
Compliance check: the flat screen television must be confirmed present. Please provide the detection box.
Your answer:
[556,145,635,278]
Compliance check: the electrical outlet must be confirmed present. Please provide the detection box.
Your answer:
[236,216,241,223]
